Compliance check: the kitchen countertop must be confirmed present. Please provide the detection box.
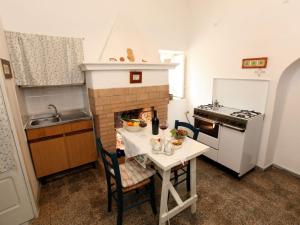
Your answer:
[25,109,92,129]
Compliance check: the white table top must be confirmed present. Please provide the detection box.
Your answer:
[117,127,209,171]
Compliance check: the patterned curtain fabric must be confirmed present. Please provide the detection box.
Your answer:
[5,31,84,86]
[0,85,16,173]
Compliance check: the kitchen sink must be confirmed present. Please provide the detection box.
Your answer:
[30,116,61,127]
[27,110,91,129]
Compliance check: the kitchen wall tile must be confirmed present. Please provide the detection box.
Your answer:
[23,85,88,116]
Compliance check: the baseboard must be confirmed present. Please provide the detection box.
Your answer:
[272,164,300,178]
[256,162,273,171]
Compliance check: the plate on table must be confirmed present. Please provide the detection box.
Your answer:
[171,139,183,150]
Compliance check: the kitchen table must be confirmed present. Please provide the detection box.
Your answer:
[117,127,209,225]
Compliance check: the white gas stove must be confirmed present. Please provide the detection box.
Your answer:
[194,104,264,177]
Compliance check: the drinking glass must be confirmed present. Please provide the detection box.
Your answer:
[159,121,168,133]
[159,121,168,152]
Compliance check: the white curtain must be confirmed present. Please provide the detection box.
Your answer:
[5,31,84,86]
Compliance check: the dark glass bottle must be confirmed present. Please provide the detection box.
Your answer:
[152,110,159,135]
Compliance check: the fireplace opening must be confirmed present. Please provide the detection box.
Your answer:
[115,107,153,151]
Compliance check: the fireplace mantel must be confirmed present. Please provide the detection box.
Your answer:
[80,62,177,71]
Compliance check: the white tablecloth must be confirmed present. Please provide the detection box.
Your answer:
[117,127,209,171]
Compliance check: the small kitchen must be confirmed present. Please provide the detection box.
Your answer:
[0,1,300,225]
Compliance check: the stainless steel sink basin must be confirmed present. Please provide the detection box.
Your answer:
[30,116,61,127]
[60,111,90,121]
[27,110,91,129]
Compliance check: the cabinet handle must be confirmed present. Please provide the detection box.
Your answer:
[65,128,93,136]
[193,115,217,124]
[28,134,64,143]
[220,123,245,132]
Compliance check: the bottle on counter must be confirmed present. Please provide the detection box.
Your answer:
[152,110,159,135]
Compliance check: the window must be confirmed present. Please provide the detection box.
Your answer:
[159,50,185,98]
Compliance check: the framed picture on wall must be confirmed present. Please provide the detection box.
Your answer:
[242,57,268,69]
[130,71,142,83]
[1,59,13,79]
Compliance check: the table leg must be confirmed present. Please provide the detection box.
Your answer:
[190,158,197,213]
[159,169,171,225]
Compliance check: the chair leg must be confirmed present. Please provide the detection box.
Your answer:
[149,176,157,215]
[107,186,112,212]
[186,163,191,192]
[116,188,123,225]
[174,170,179,185]
[117,204,123,225]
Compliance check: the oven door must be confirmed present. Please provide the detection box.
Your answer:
[194,115,220,150]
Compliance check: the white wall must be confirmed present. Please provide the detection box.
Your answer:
[271,59,300,175]
[186,0,300,169]
[168,99,188,128]
[0,0,188,61]
[0,0,189,125]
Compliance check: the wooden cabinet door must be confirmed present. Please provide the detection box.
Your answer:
[65,131,97,168]
[30,137,69,177]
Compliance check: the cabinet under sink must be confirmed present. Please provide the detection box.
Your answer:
[26,119,97,178]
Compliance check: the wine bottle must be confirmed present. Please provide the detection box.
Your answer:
[152,110,159,135]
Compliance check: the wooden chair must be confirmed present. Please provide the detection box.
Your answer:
[96,138,157,225]
[172,120,200,191]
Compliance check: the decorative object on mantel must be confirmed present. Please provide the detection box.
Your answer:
[242,57,268,69]
[127,48,135,62]
[119,57,125,62]
[130,71,142,83]
[5,31,84,86]
[142,59,148,63]
[109,57,118,62]
[1,59,13,79]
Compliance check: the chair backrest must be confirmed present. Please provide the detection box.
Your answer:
[175,120,200,140]
[96,137,123,190]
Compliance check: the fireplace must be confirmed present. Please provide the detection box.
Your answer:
[81,63,176,152]
[88,85,169,151]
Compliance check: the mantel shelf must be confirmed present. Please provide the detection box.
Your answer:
[80,62,178,71]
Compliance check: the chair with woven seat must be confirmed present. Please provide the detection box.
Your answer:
[96,137,157,225]
[171,120,200,191]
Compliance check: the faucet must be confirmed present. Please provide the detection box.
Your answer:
[48,104,59,117]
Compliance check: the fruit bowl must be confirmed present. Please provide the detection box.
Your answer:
[170,129,188,140]
[122,119,143,132]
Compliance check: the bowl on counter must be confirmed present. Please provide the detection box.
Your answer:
[122,119,146,132]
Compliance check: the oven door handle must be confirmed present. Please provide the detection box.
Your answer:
[193,115,218,124]
[220,123,245,132]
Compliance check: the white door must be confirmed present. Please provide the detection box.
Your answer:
[218,125,245,173]
[0,82,34,224]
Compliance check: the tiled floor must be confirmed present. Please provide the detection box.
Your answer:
[31,158,300,225]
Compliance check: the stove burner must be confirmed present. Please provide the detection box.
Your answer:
[230,110,261,119]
